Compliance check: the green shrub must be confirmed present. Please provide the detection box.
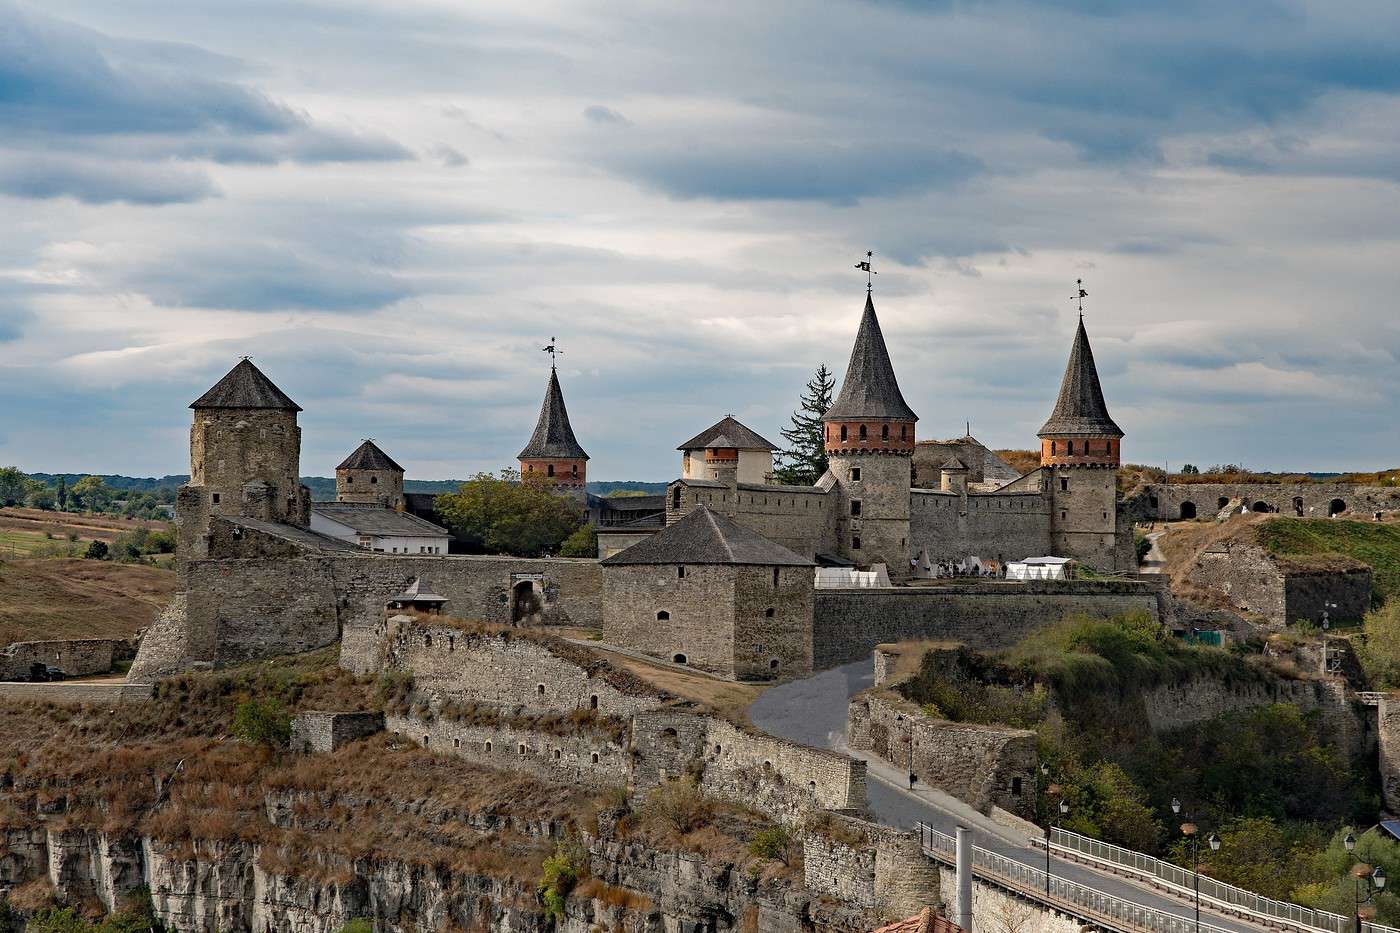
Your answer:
[747,825,792,863]
[338,920,374,933]
[84,540,109,560]
[559,525,597,558]
[641,778,713,834]
[538,839,586,920]
[231,698,292,747]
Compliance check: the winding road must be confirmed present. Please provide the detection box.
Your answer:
[748,658,1269,933]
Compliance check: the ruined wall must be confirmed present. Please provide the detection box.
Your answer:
[0,639,119,681]
[632,711,867,827]
[812,581,1162,669]
[290,711,385,754]
[380,617,670,718]
[1142,483,1400,521]
[1142,676,1362,755]
[1187,540,1371,627]
[801,813,941,920]
[848,693,1037,816]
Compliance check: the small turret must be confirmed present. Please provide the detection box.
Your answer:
[939,457,969,495]
[336,439,405,509]
[518,367,589,489]
[677,416,778,485]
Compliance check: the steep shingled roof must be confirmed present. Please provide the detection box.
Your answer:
[518,368,589,461]
[1037,318,1123,437]
[337,440,404,473]
[190,359,301,411]
[601,505,813,566]
[823,293,918,423]
[676,415,778,451]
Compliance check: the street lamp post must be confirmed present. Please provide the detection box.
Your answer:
[1344,833,1388,933]
[1043,774,1069,897]
[1172,798,1219,933]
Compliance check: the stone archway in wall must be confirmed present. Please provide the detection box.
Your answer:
[1179,501,1197,520]
[1294,497,1305,517]
[1218,497,1230,511]
[1252,501,1272,513]
[510,580,542,625]
[1330,498,1348,517]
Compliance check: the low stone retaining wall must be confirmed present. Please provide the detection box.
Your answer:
[0,638,123,681]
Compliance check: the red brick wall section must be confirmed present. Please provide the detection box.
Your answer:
[1039,436,1119,467]
[519,459,587,486]
[825,420,916,455]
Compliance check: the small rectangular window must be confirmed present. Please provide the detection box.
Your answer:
[677,565,686,578]
[772,567,780,587]
[211,493,220,504]
[851,500,862,517]
[851,468,861,482]
[840,425,848,442]
[346,476,354,484]
[1060,478,1068,491]
[852,536,861,550]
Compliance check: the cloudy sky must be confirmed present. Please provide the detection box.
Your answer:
[2,0,1399,481]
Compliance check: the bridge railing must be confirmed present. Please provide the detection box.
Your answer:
[918,823,1234,933]
[1048,826,1400,933]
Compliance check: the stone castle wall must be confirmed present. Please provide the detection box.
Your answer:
[0,639,120,681]
[830,454,911,576]
[290,711,385,754]
[666,481,834,560]
[910,490,1053,565]
[801,812,940,920]
[848,692,1038,816]
[1142,676,1362,756]
[1142,483,1400,521]
[812,580,1162,669]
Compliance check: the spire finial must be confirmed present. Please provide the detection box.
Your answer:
[542,337,562,369]
[240,355,251,361]
[1072,278,1088,319]
[855,250,876,292]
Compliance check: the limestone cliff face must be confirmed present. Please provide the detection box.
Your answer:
[4,810,867,933]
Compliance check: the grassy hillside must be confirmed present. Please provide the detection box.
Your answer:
[0,507,170,559]
[1258,519,1400,601]
[0,558,174,644]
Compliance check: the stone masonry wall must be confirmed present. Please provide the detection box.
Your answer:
[1142,483,1400,521]
[290,711,385,754]
[0,639,119,680]
[379,617,671,719]
[801,813,941,920]
[667,481,835,561]
[603,563,738,676]
[812,581,1161,669]
[1142,676,1362,756]
[848,692,1038,816]
[632,710,868,827]
[1187,540,1372,627]
[732,565,814,680]
[910,489,1053,566]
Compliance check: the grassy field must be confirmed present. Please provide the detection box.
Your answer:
[0,558,174,644]
[0,506,171,559]
[1258,518,1400,601]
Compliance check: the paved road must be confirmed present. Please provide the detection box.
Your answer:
[748,658,1268,933]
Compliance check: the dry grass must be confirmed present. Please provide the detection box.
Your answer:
[1154,513,1275,612]
[0,557,174,645]
[584,645,767,724]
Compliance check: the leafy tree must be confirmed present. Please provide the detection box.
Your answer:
[232,698,292,747]
[84,540,109,560]
[774,363,834,486]
[71,475,110,511]
[1183,817,1324,902]
[1180,464,1200,475]
[1359,602,1400,689]
[434,471,584,557]
[537,839,585,920]
[559,524,597,558]
[27,486,56,511]
[0,467,28,507]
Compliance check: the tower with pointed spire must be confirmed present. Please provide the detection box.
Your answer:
[1038,315,1126,567]
[177,359,310,560]
[822,292,918,573]
[336,439,405,510]
[518,365,589,494]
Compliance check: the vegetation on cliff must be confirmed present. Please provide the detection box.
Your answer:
[1258,518,1400,602]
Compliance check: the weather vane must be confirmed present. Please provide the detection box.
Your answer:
[1072,278,1088,317]
[542,337,562,368]
[855,251,876,292]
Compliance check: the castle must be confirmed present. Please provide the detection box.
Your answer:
[132,285,1157,684]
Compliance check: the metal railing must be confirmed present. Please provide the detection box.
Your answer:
[918,823,1234,933]
[1048,826,1400,933]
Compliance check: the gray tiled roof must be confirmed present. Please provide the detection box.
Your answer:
[601,505,813,566]
[823,293,918,423]
[677,416,778,451]
[391,577,448,603]
[518,368,589,460]
[1037,318,1123,437]
[337,440,404,473]
[312,503,449,536]
[939,457,968,470]
[190,359,302,411]
[224,517,361,551]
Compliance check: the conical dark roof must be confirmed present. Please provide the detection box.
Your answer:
[601,505,812,566]
[518,368,589,461]
[337,440,403,473]
[1037,318,1122,437]
[677,416,778,451]
[190,359,301,411]
[823,293,918,423]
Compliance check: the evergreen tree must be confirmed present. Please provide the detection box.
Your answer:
[774,363,835,485]
[55,475,67,510]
